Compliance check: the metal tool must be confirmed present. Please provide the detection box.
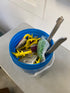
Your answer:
[47,16,64,42]
[46,37,67,54]
[37,16,64,61]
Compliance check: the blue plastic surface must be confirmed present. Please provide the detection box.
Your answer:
[9,28,54,73]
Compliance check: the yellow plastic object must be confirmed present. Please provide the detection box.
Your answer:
[25,38,40,49]
[19,38,40,50]
[34,58,40,64]
[23,34,33,39]
[12,49,32,58]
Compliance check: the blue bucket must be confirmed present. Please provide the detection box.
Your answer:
[9,28,54,74]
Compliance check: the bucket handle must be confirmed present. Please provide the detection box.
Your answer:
[34,54,55,77]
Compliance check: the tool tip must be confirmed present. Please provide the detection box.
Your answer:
[61,37,67,42]
[60,16,64,20]
[64,37,67,40]
[57,16,64,23]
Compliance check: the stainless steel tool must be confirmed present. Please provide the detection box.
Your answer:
[47,16,64,42]
[46,37,67,54]
[37,16,64,61]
